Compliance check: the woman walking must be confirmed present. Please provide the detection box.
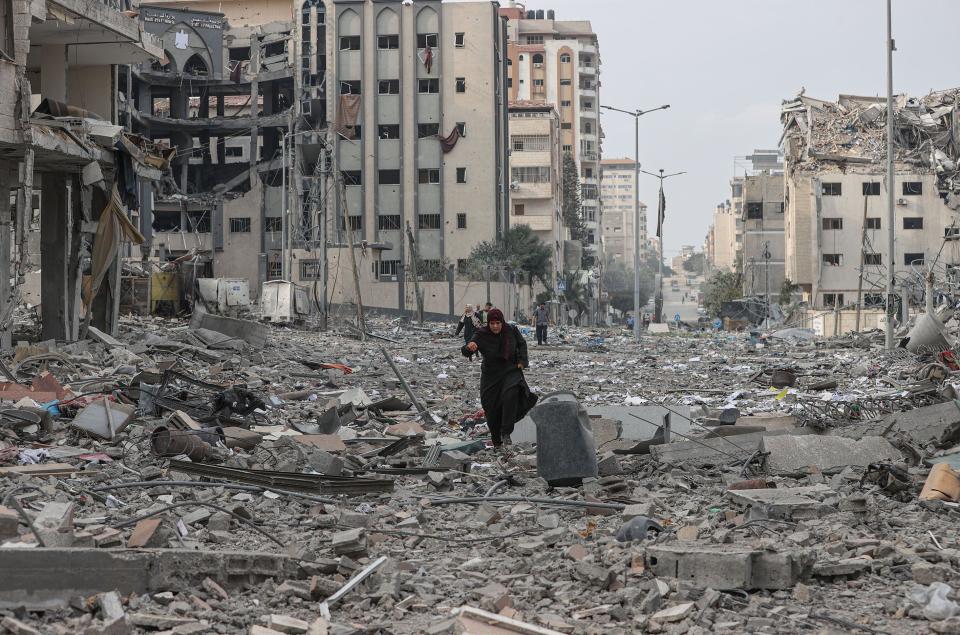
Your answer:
[462,309,537,449]
[455,304,478,344]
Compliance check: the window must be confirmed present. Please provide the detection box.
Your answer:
[340,36,361,51]
[340,80,361,95]
[457,213,467,229]
[864,253,882,265]
[822,182,842,196]
[823,253,842,266]
[345,215,362,231]
[903,181,923,195]
[378,79,400,94]
[379,260,400,277]
[561,123,572,130]
[507,78,513,88]
[0,0,14,61]
[300,260,321,280]
[511,167,551,183]
[512,135,549,152]
[224,146,244,158]
[456,122,466,137]
[562,145,572,153]
[418,169,440,184]
[378,125,400,139]
[862,182,881,196]
[418,78,440,93]
[456,77,466,93]
[342,170,362,186]
[268,261,282,280]
[417,33,438,48]
[560,54,571,63]
[560,100,572,107]
[418,213,441,229]
[866,217,881,230]
[265,217,283,232]
[582,100,593,109]
[455,32,465,48]
[746,203,763,220]
[526,35,544,44]
[822,218,843,230]
[418,123,439,138]
[457,259,467,271]
[378,34,399,49]
[532,53,544,67]
[905,253,925,266]
[903,217,923,230]
[379,169,401,184]
[514,204,525,216]
[560,79,572,86]
[533,79,545,89]
[946,227,960,240]
[456,167,467,183]
[823,293,844,307]
[864,293,884,307]
[229,217,251,233]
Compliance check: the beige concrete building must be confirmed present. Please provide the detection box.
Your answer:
[599,158,646,267]
[500,3,601,256]
[782,92,960,309]
[508,103,564,289]
[741,172,785,299]
[706,202,738,273]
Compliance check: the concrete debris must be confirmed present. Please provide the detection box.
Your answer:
[0,315,956,634]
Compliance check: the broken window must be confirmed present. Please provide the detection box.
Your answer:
[456,168,467,183]
[514,204,525,216]
[456,122,466,137]
[865,253,882,265]
[265,217,283,232]
[378,169,401,184]
[823,293,844,307]
[268,261,282,280]
[229,217,251,233]
[340,80,361,95]
[377,125,400,139]
[418,213,441,229]
[903,217,923,230]
[822,253,842,266]
[746,203,763,220]
[152,210,181,232]
[417,123,439,138]
[342,170,362,186]
[903,181,922,195]
[822,218,842,230]
[224,147,244,158]
[904,252,924,266]
[456,77,466,93]
[821,182,842,196]
[862,182,881,196]
[418,169,440,184]
[183,54,208,76]
[946,226,960,240]
[378,79,400,95]
[300,260,321,280]
[866,217,881,230]
[416,33,438,48]
[455,32,465,48]
[348,215,362,231]
[0,0,13,61]
[340,36,361,51]
[418,79,439,94]
[457,213,467,229]
[378,34,399,49]
[864,293,884,306]
[378,214,401,231]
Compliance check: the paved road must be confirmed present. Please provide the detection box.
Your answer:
[661,276,701,323]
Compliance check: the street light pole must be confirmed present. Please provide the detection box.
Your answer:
[640,168,686,323]
[885,0,896,349]
[600,103,670,339]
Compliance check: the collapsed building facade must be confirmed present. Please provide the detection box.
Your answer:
[781,91,960,310]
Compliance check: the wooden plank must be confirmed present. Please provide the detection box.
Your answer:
[0,463,76,476]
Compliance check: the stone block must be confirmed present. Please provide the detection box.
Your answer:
[725,484,834,520]
[647,544,810,590]
[306,450,343,476]
[127,518,163,548]
[267,614,309,634]
[331,528,366,556]
[34,501,75,547]
[761,434,901,473]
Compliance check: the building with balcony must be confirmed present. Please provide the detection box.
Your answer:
[599,158,647,267]
[509,102,564,290]
[500,3,601,259]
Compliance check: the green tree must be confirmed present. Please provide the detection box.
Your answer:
[462,224,553,286]
[702,269,743,317]
[682,253,705,276]
[602,256,653,315]
[779,277,800,306]
[561,153,586,244]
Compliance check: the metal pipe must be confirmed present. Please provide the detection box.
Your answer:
[281,132,287,281]
[484,479,509,498]
[427,496,625,510]
[885,0,896,349]
[89,480,337,505]
[633,115,641,338]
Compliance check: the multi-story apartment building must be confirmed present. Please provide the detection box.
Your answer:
[500,3,601,258]
[741,172,785,299]
[729,176,745,269]
[599,158,646,267]
[706,201,738,272]
[509,102,564,289]
[782,91,960,309]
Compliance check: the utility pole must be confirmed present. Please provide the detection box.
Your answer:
[319,146,329,331]
[281,133,287,281]
[339,178,366,339]
[640,168,687,323]
[855,194,869,332]
[600,103,670,337]
[405,221,424,323]
[885,0,896,349]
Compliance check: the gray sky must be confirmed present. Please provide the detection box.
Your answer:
[522,0,960,258]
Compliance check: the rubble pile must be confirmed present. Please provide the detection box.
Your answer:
[1,316,960,633]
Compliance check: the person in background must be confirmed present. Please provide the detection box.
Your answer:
[462,308,537,450]
[533,302,550,345]
[455,304,477,344]
[477,302,493,326]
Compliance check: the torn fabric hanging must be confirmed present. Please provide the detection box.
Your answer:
[656,184,666,238]
[438,126,461,154]
[335,94,362,140]
[230,61,244,83]
[82,184,145,309]
[418,44,434,74]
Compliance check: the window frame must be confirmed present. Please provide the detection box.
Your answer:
[378,214,401,231]
[822,253,843,266]
[454,32,465,48]
[821,182,842,196]
[378,169,401,185]
[417,78,440,94]
[377,34,399,50]
[416,33,439,49]
[418,168,440,185]
[339,35,361,51]
[903,217,924,230]
[455,77,466,93]
[229,217,252,233]
[456,213,467,229]
[417,213,442,230]
[902,181,923,196]
[862,182,881,196]
[456,167,467,183]
[378,79,400,95]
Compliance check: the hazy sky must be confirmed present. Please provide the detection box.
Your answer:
[512,0,960,257]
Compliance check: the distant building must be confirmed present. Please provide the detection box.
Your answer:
[706,202,738,272]
[599,158,646,266]
[741,173,785,299]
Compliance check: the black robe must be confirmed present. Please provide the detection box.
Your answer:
[462,323,537,442]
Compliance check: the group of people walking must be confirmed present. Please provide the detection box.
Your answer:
[455,301,552,450]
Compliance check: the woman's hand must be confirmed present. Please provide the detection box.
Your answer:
[467,342,478,353]
[517,363,524,369]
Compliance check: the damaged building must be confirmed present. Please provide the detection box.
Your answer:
[781,91,960,310]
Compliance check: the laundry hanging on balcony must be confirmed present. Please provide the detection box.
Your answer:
[335,94,361,140]
[438,125,461,154]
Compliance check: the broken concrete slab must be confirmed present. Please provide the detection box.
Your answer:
[649,431,765,466]
[452,606,567,635]
[726,484,835,520]
[190,309,267,348]
[835,401,960,448]
[71,399,136,441]
[647,544,811,590]
[762,434,902,473]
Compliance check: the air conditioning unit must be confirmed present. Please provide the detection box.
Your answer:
[510,181,520,190]
[897,198,908,206]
